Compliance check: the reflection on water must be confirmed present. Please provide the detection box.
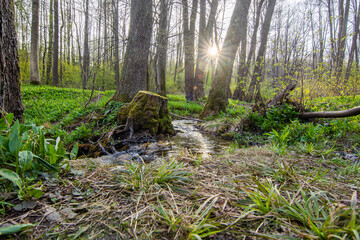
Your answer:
[166,120,229,159]
[96,120,230,164]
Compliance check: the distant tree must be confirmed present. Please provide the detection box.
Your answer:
[111,0,153,102]
[30,0,41,85]
[113,0,120,89]
[82,0,90,90]
[53,0,59,86]
[233,0,265,100]
[0,0,25,122]
[247,0,277,102]
[155,0,171,96]
[46,0,54,84]
[194,0,219,100]
[182,0,198,101]
[200,0,251,118]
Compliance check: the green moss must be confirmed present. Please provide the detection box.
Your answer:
[117,91,174,135]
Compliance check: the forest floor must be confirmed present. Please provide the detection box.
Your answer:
[2,142,359,239]
[1,85,360,239]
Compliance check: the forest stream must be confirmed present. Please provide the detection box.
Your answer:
[96,120,230,165]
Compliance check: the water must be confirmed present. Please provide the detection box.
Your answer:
[167,120,229,158]
[96,120,230,164]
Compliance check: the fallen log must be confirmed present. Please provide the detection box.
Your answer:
[300,106,360,119]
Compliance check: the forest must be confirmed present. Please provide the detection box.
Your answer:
[0,0,360,239]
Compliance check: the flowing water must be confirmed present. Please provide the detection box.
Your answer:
[96,120,231,165]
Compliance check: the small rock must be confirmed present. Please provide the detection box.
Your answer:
[60,208,77,220]
[45,206,62,222]
[14,201,37,211]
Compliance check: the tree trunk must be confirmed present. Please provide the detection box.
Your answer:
[344,0,360,82]
[53,0,59,86]
[46,0,54,84]
[182,0,198,101]
[233,0,265,101]
[194,0,219,100]
[300,106,360,119]
[111,0,153,102]
[155,0,170,97]
[116,91,175,135]
[113,0,120,89]
[247,0,276,102]
[200,0,251,118]
[0,0,25,122]
[30,0,41,85]
[335,0,351,81]
[82,0,90,90]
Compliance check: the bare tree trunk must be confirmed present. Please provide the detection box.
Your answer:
[113,0,120,89]
[247,0,276,102]
[194,0,219,100]
[111,0,153,102]
[30,0,41,85]
[0,0,25,122]
[233,0,265,100]
[82,0,90,90]
[46,0,54,84]
[200,0,251,118]
[182,0,198,101]
[345,0,360,82]
[335,0,351,82]
[53,0,59,86]
[155,0,170,96]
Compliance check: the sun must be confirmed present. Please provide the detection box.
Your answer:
[208,46,218,57]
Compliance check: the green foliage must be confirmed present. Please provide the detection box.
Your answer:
[249,104,299,132]
[116,158,192,192]
[22,85,115,125]
[168,96,203,116]
[239,179,360,239]
[0,114,69,201]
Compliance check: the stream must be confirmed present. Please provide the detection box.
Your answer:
[96,120,231,165]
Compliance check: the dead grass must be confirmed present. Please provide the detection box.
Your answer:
[1,145,359,240]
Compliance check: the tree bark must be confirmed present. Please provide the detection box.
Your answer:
[46,0,54,84]
[111,0,153,102]
[0,0,25,122]
[200,0,251,118]
[335,0,351,81]
[155,0,170,97]
[247,0,276,102]
[82,0,90,90]
[30,0,41,85]
[194,0,219,100]
[113,0,120,89]
[300,106,360,119]
[182,0,198,101]
[53,0,59,86]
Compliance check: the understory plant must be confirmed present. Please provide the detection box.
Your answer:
[0,113,72,201]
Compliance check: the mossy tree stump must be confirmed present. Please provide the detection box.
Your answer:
[117,91,175,136]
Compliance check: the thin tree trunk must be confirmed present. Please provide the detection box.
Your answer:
[46,0,54,84]
[30,0,41,85]
[247,0,276,102]
[82,0,90,90]
[194,0,219,100]
[113,0,120,89]
[53,0,59,86]
[182,0,198,101]
[156,0,170,96]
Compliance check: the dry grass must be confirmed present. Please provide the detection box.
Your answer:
[1,145,359,240]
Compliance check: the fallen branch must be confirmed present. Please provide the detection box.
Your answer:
[300,106,360,119]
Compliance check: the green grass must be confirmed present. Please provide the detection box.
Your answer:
[22,85,115,125]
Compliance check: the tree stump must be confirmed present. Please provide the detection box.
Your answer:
[116,91,175,136]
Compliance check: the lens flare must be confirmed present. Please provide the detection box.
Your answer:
[208,46,218,57]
